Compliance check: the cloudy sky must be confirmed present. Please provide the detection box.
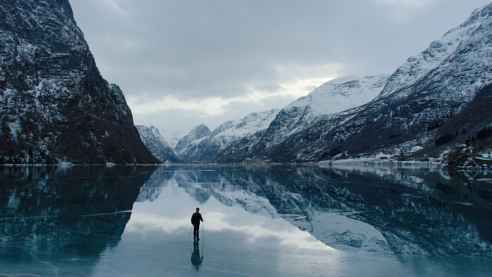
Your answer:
[70,0,490,140]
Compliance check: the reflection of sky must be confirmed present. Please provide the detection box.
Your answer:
[87,169,492,277]
[90,178,345,277]
[1,167,491,276]
[128,179,332,252]
[89,174,404,277]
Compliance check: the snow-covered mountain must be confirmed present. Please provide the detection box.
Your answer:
[136,126,179,163]
[217,75,388,162]
[175,124,212,161]
[277,75,388,142]
[176,110,279,162]
[287,3,492,162]
[0,0,156,164]
[162,133,180,149]
[219,2,492,163]
[291,75,389,116]
[379,6,491,99]
[212,109,279,147]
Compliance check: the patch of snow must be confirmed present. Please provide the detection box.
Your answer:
[7,192,20,209]
[212,109,279,150]
[137,125,178,162]
[289,75,389,116]
[379,7,487,98]
[57,161,74,169]
[300,211,390,253]
[105,162,116,168]
[7,120,21,142]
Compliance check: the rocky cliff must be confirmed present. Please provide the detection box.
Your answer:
[0,0,157,164]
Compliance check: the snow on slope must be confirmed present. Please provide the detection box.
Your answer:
[137,126,172,148]
[176,110,279,161]
[136,125,179,163]
[211,109,279,150]
[380,3,492,98]
[163,134,180,148]
[255,75,389,150]
[290,75,389,116]
[175,124,211,156]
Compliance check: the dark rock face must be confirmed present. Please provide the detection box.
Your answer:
[0,0,157,164]
[136,125,179,163]
[437,84,492,169]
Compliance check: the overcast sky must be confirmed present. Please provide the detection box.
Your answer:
[70,0,490,139]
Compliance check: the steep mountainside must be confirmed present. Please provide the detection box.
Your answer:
[292,75,389,116]
[175,124,211,161]
[137,125,179,163]
[436,84,492,169]
[177,110,278,162]
[0,0,156,164]
[219,3,492,163]
[218,75,388,162]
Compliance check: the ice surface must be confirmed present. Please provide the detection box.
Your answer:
[0,165,490,277]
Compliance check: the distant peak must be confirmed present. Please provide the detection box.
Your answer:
[286,74,389,116]
[192,124,211,133]
[471,2,492,19]
[185,124,211,139]
[312,74,389,96]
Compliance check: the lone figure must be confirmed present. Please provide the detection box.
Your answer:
[191,208,204,241]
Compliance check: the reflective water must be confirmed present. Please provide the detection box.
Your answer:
[0,165,491,277]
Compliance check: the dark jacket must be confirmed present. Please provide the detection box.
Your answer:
[191,212,203,226]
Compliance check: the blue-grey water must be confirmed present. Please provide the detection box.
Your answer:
[0,165,490,277]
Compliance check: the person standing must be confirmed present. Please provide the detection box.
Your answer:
[191,208,204,241]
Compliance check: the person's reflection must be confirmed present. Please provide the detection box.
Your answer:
[190,241,204,271]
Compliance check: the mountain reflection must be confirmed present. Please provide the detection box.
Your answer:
[140,165,492,258]
[0,165,490,276]
[0,166,154,276]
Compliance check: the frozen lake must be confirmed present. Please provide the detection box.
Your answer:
[0,165,491,277]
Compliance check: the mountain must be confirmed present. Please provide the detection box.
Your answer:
[439,84,492,169]
[287,3,492,162]
[217,75,388,162]
[175,124,211,161]
[176,110,279,162]
[136,125,179,163]
[220,3,492,163]
[291,75,390,116]
[162,132,180,149]
[0,0,156,164]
